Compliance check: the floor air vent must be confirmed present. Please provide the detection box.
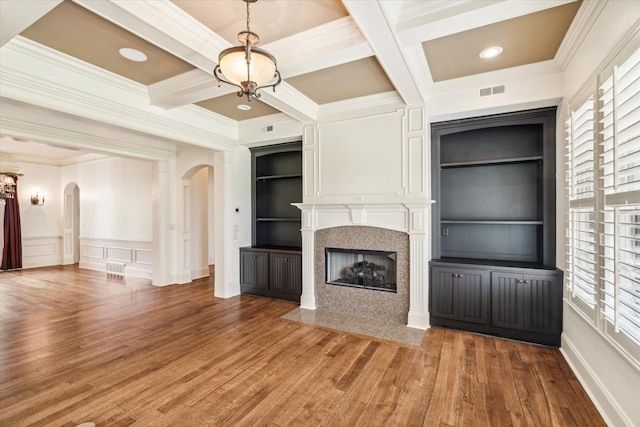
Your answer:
[106,261,125,278]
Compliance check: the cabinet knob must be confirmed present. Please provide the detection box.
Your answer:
[523,280,530,284]
[458,274,464,278]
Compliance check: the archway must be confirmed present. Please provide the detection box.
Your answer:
[180,165,214,282]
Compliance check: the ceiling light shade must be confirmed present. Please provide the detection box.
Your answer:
[214,0,281,101]
[479,46,503,59]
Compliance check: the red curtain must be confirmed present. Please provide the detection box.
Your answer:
[2,178,22,270]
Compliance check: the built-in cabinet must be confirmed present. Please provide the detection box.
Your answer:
[240,142,302,303]
[430,108,562,346]
[240,247,301,302]
[430,266,490,325]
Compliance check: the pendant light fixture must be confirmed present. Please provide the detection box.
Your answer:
[214,0,281,101]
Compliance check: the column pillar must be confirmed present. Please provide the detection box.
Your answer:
[405,203,431,330]
[214,150,240,298]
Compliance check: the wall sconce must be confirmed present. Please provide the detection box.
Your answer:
[31,192,45,206]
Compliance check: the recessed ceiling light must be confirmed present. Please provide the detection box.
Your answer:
[119,48,147,62]
[479,46,503,59]
[237,104,251,111]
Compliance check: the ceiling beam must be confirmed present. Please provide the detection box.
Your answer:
[147,15,372,112]
[342,0,422,106]
[1,0,62,47]
[396,0,578,46]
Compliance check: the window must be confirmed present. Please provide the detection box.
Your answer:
[599,47,640,360]
[566,45,640,364]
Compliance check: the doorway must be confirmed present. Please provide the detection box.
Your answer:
[63,182,80,264]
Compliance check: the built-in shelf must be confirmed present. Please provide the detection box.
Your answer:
[441,220,543,225]
[430,109,561,347]
[257,173,303,181]
[441,156,543,168]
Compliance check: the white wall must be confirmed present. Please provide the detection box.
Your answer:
[62,157,152,241]
[233,146,252,249]
[559,2,640,426]
[189,166,209,279]
[8,161,63,268]
[304,106,427,205]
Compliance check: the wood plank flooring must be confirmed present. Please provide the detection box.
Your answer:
[0,265,605,426]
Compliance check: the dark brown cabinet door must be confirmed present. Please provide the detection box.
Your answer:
[431,266,457,320]
[431,267,489,325]
[523,273,561,335]
[240,250,268,290]
[457,269,490,325]
[491,272,525,330]
[270,252,302,295]
[492,271,561,334]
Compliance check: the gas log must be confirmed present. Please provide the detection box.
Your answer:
[345,260,387,286]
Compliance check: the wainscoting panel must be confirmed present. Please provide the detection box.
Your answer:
[22,236,62,269]
[105,247,133,263]
[79,238,152,280]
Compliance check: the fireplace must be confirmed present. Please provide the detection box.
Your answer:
[325,247,397,292]
[294,202,431,330]
[314,226,409,324]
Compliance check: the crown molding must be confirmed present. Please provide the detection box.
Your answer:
[0,151,107,167]
[428,59,561,94]
[318,91,405,123]
[1,37,239,150]
[1,117,176,161]
[555,0,608,70]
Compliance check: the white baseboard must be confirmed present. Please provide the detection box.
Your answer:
[190,267,210,280]
[561,333,633,427]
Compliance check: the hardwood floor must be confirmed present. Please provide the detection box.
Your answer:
[0,265,604,426]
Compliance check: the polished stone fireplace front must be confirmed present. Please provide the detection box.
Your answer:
[315,226,409,324]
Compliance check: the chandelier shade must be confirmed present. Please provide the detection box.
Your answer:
[214,0,281,101]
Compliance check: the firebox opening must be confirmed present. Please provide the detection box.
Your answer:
[325,247,397,293]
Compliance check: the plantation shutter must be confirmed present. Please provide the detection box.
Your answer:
[566,97,597,315]
[599,47,640,357]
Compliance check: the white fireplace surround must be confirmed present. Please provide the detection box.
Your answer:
[294,202,433,330]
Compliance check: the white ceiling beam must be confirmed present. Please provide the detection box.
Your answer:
[148,69,238,110]
[0,0,62,47]
[257,83,318,124]
[343,0,422,106]
[396,0,578,46]
[265,16,373,78]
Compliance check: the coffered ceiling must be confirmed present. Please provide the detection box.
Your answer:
[0,0,587,160]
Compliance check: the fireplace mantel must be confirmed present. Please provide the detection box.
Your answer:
[294,201,434,330]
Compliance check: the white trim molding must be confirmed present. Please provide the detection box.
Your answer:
[79,237,153,280]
